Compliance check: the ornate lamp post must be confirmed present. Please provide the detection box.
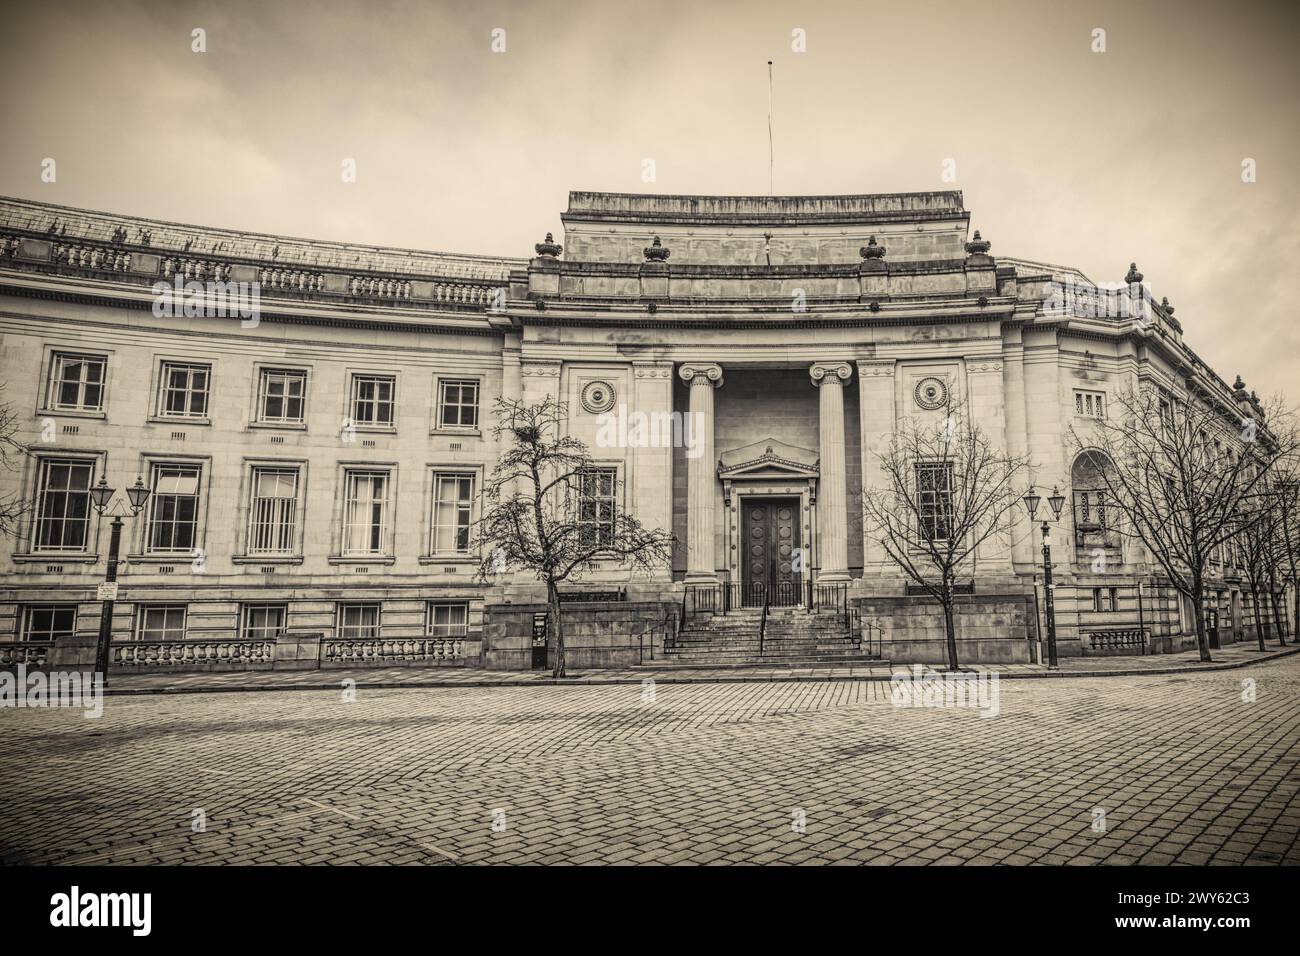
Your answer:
[90,475,151,684]
[1022,485,1067,668]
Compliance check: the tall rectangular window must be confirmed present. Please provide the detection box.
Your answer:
[241,604,287,641]
[577,468,617,548]
[350,374,395,426]
[338,603,381,640]
[426,602,468,638]
[437,379,479,429]
[21,605,77,642]
[915,462,954,542]
[135,605,187,641]
[147,464,202,553]
[248,468,299,554]
[157,362,211,419]
[342,470,389,555]
[47,353,106,411]
[33,458,94,552]
[432,473,474,554]
[257,369,306,424]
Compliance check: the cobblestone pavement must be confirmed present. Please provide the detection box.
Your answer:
[1,655,1298,865]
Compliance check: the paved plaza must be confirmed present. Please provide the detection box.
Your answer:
[1,654,1298,865]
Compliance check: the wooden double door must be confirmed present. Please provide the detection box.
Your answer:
[740,496,802,607]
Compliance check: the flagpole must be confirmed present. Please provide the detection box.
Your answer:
[767,60,774,196]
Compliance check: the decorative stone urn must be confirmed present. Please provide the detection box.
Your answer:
[859,235,885,259]
[534,232,562,258]
[964,230,991,255]
[643,236,670,262]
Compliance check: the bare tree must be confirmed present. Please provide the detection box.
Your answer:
[1074,384,1295,662]
[0,385,30,539]
[473,397,674,678]
[1262,402,1300,643]
[1238,483,1286,650]
[1276,469,1300,643]
[861,400,1030,672]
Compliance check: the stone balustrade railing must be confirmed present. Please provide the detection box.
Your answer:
[348,275,411,299]
[0,641,53,668]
[113,639,276,667]
[262,267,326,292]
[1087,628,1149,651]
[323,637,464,665]
[50,240,133,273]
[167,257,234,282]
[3,230,504,309]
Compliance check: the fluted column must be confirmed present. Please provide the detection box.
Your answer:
[678,363,723,584]
[811,361,852,583]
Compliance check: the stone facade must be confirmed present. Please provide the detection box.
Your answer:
[0,190,1285,666]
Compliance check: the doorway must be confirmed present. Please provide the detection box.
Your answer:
[740,496,802,607]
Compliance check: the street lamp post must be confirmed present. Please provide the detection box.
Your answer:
[90,475,151,685]
[1022,485,1067,668]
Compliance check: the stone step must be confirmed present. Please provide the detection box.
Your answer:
[676,639,857,647]
[673,636,858,648]
[653,654,884,667]
[665,650,868,658]
[670,634,863,650]
[684,623,849,635]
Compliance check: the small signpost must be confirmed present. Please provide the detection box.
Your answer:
[96,581,119,602]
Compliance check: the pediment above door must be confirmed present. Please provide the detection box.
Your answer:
[718,438,819,480]
[718,438,820,504]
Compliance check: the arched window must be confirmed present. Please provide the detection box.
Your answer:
[1071,451,1117,550]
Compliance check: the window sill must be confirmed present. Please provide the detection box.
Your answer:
[148,416,211,427]
[248,421,308,432]
[431,428,482,438]
[11,552,101,564]
[231,554,304,565]
[348,425,397,435]
[328,555,397,566]
[127,553,202,564]
[418,554,478,565]
[36,407,107,421]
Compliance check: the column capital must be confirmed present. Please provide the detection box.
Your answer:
[809,361,853,387]
[678,363,724,388]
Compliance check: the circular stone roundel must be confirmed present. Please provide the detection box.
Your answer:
[580,380,617,414]
[914,377,949,410]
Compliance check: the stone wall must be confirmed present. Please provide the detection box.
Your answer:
[483,600,676,670]
[855,593,1036,664]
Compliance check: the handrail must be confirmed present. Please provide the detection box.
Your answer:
[759,595,769,658]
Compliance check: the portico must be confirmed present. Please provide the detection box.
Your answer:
[675,360,857,592]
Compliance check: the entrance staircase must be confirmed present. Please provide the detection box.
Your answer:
[662,606,883,668]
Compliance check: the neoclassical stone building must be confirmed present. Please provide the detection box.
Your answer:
[0,190,1279,667]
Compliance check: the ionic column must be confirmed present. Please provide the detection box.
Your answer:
[678,363,723,584]
[811,361,853,583]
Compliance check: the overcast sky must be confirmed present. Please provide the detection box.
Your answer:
[2,0,1296,396]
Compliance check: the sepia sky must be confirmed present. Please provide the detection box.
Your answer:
[1,0,1297,396]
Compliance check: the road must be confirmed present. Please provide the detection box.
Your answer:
[2,657,1297,864]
